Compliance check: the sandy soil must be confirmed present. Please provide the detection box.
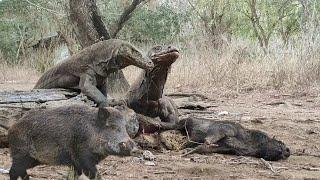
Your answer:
[0,82,319,180]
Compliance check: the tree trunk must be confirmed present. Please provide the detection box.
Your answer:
[69,0,130,96]
[69,0,110,47]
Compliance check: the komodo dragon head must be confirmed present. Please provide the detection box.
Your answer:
[117,43,154,71]
[147,45,180,66]
[125,45,180,109]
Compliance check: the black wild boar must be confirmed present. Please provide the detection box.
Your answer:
[8,105,140,180]
[178,117,290,161]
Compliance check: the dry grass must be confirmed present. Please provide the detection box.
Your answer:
[0,64,38,83]
[1,35,320,95]
[164,36,320,96]
[0,53,39,84]
[0,63,39,91]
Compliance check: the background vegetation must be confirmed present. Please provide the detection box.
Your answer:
[0,0,319,94]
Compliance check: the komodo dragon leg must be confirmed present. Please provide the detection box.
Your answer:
[99,80,127,107]
[145,97,179,124]
[139,97,179,129]
[79,72,109,107]
[158,97,179,122]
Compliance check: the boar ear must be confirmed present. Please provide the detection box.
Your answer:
[97,107,111,126]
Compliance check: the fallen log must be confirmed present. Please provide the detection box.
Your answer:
[0,89,78,104]
[0,89,92,147]
[0,89,89,126]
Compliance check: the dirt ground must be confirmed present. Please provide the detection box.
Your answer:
[0,82,319,180]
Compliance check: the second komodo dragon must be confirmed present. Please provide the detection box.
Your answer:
[34,39,154,107]
[126,45,180,130]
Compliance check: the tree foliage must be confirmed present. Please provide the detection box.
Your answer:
[121,3,187,43]
[0,0,319,63]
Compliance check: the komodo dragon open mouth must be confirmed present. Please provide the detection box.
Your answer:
[150,46,180,64]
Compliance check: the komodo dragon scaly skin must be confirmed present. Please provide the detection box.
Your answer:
[34,39,154,107]
[126,45,180,129]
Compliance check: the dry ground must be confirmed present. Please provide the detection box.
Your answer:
[0,81,319,180]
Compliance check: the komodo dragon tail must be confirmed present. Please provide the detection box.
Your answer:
[34,66,62,89]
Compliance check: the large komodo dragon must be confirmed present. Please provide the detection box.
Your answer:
[34,39,154,107]
[178,117,290,161]
[126,45,180,131]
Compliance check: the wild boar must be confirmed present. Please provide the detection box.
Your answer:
[8,105,140,180]
[178,117,290,161]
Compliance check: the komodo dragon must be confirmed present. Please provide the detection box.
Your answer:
[178,116,290,161]
[126,45,180,130]
[34,39,154,107]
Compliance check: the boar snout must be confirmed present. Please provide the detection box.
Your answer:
[118,139,137,156]
[282,147,290,159]
[260,140,291,161]
[130,147,144,157]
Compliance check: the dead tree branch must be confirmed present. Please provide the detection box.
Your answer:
[111,0,149,38]
[187,0,232,49]
[245,0,291,52]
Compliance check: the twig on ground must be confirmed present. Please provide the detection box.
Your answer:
[166,92,210,100]
[181,147,198,157]
[101,169,109,176]
[152,171,176,174]
[180,110,217,115]
[265,101,286,106]
[293,152,320,158]
[260,158,277,173]
[274,166,289,170]
[302,167,320,171]
[100,163,117,176]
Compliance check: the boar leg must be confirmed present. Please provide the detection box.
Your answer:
[223,137,256,156]
[205,123,238,144]
[204,133,226,144]
[77,152,99,179]
[82,166,98,180]
[182,143,240,156]
[193,137,257,157]
[10,154,39,180]
[182,134,233,156]
[182,143,220,156]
